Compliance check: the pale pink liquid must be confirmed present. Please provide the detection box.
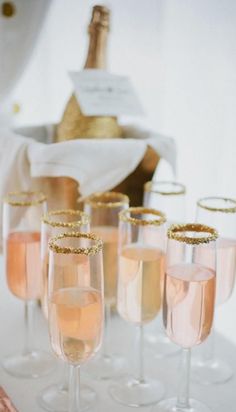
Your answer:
[42,251,91,319]
[6,231,41,300]
[41,257,49,318]
[163,263,215,348]
[49,287,103,364]
[118,244,165,324]
[194,238,236,305]
[92,226,118,304]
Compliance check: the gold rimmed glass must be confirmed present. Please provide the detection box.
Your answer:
[83,191,129,379]
[152,223,218,412]
[192,197,236,385]
[143,181,186,357]
[144,181,186,225]
[41,209,90,318]
[48,232,104,412]
[39,209,95,412]
[109,207,166,407]
[2,191,55,378]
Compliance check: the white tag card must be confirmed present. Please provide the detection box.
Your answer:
[70,69,144,116]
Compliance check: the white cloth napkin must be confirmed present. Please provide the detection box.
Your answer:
[1,124,176,198]
[0,124,176,235]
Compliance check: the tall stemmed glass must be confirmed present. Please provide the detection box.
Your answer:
[2,191,54,378]
[153,223,218,412]
[144,181,186,356]
[109,207,166,407]
[84,191,129,379]
[192,197,236,384]
[48,232,104,412]
[39,209,95,412]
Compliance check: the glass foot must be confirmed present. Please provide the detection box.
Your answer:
[38,383,96,412]
[109,375,165,407]
[2,350,55,379]
[145,332,180,358]
[191,357,233,384]
[152,397,212,412]
[84,353,125,380]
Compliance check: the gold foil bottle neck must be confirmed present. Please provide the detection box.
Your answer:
[84,5,109,69]
[89,5,110,31]
[55,3,122,142]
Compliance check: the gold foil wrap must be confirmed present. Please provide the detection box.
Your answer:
[55,96,122,141]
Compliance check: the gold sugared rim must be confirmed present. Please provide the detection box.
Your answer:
[4,191,46,206]
[144,181,186,196]
[119,207,166,226]
[197,197,236,213]
[49,232,103,255]
[84,191,129,208]
[42,209,90,228]
[167,223,218,245]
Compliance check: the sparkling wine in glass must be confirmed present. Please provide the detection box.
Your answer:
[2,191,55,378]
[143,181,186,357]
[109,207,166,407]
[41,210,90,319]
[83,191,129,379]
[192,197,236,384]
[39,209,97,412]
[152,223,218,412]
[48,232,104,412]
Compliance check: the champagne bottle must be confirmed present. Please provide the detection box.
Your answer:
[55,5,122,141]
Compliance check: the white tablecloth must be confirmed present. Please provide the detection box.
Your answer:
[0,254,235,412]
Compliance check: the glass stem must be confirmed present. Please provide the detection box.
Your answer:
[69,364,80,412]
[23,300,35,355]
[202,328,215,362]
[176,348,191,409]
[137,325,145,384]
[59,362,69,391]
[102,302,111,358]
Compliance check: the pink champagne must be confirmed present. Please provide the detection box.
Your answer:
[194,238,236,305]
[92,226,118,304]
[42,252,91,319]
[49,287,103,364]
[118,243,165,325]
[163,263,216,348]
[6,232,41,300]
[41,256,49,318]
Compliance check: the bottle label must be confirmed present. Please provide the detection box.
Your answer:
[70,70,144,116]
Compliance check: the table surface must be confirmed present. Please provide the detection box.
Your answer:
[0,255,236,412]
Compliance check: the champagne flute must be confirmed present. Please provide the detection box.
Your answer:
[144,181,186,226]
[192,197,236,384]
[83,191,129,379]
[152,223,218,412]
[109,207,166,407]
[144,181,186,357]
[48,232,104,412]
[2,191,55,378]
[39,209,96,412]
